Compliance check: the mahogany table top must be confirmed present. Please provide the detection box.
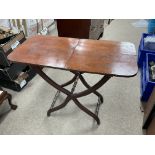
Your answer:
[8,35,138,77]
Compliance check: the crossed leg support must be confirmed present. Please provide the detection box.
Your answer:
[32,66,112,125]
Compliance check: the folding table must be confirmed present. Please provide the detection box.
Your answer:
[8,35,138,125]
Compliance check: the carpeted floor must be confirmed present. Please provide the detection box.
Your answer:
[0,19,146,134]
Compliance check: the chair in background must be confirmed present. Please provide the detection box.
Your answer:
[0,87,17,110]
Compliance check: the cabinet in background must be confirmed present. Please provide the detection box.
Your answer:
[56,19,105,39]
[143,87,155,134]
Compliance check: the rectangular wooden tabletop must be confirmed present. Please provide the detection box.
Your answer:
[8,35,138,77]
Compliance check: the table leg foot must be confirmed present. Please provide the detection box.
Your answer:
[47,109,52,117]
[7,94,17,110]
[10,104,18,110]
[97,119,100,125]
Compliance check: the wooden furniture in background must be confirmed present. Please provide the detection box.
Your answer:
[8,35,138,125]
[143,87,155,134]
[56,19,104,39]
[0,87,17,110]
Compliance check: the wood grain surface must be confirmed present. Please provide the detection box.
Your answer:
[8,35,138,77]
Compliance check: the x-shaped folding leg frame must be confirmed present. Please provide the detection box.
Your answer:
[32,66,112,125]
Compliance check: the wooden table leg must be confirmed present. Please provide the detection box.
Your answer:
[31,65,112,125]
